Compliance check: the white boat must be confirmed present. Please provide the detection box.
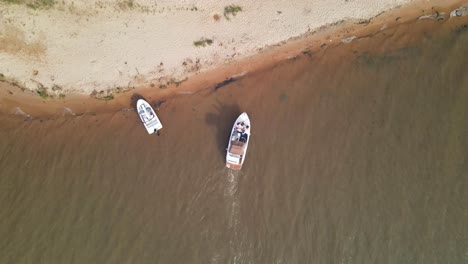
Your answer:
[226,112,251,170]
[137,99,163,135]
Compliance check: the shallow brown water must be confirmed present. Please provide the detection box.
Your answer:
[1,19,468,264]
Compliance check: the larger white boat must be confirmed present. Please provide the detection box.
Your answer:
[137,99,163,135]
[226,112,251,170]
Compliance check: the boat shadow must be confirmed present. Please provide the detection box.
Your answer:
[130,93,145,108]
[205,100,241,161]
[130,93,167,111]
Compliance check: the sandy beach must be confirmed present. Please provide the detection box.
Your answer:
[0,0,467,116]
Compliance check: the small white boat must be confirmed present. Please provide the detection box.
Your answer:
[226,112,251,170]
[137,99,163,135]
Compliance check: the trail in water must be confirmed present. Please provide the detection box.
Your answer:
[224,169,243,264]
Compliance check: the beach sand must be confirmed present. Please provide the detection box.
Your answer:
[0,0,467,117]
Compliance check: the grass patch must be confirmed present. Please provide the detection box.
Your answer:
[1,0,55,9]
[36,87,49,99]
[0,73,4,81]
[1,0,20,3]
[125,0,133,8]
[113,86,130,94]
[90,90,115,100]
[302,49,312,56]
[51,84,62,91]
[26,0,55,9]
[100,94,114,101]
[224,5,242,20]
[193,38,213,47]
[117,0,135,10]
[58,93,65,99]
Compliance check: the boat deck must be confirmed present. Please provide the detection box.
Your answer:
[226,140,244,170]
[229,140,245,155]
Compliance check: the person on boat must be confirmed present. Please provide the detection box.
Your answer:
[235,122,244,132]
[240,131,248,143]
[233,121,249,141]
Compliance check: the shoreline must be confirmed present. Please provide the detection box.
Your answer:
[1,0,467,118]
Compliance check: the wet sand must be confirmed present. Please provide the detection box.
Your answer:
[1,11,468,263]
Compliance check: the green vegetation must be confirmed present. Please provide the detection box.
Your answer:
[36,87,49,99]
[302,49,312,56]
[193,38,213,47]
[224,5,242,20]
[0,0,55,9]
[125,0,133,8]
[27,0,55,9]
[1,0,21,4]
[34,84,65,99]
[113,86,130,94]
[117,0,135,10]
[51,84,62,91]
[90,90,115,100]
[156,77,188,89]
[100,94,114,101]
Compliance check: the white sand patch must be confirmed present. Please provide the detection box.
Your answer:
[0,0,417,95]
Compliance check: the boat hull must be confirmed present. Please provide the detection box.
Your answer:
[137,99,163,134]
[226,112,251,170]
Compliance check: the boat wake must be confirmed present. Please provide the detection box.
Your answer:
[225,169,240,228]
[224,169,244,264]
